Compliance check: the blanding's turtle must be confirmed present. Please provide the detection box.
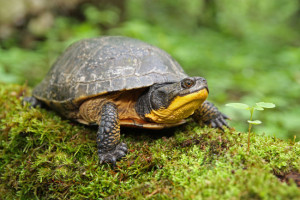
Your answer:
[24,36,229,165]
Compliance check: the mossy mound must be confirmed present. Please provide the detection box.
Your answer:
[1,83,299,199]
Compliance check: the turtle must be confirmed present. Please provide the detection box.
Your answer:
[24,36,229,166]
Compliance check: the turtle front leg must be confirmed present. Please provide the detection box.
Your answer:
[192,101,229,131]
[97,102,128,166]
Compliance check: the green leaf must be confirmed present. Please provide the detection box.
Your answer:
[256,102,276,109]
[254,106,264,111]
[247,120,262,125]
[226,103,250,110]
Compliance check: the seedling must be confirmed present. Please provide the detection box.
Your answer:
[226,102,275,153]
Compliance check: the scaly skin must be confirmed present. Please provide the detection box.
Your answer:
[193,101,229,131]
[97,102,128,166]
[22,96,43,108]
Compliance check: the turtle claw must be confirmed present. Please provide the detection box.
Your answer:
[209,114,229,131]
[221,113,230,120]
[98,143,128,166]
[117,143,128,153]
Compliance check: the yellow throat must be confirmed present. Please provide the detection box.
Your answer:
[145,88,208,124]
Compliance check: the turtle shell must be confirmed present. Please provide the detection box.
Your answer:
[33,36,187,105]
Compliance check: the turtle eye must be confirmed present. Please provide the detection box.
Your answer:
[181,78,195,89]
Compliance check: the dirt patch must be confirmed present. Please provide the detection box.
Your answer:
[276,171,300,187]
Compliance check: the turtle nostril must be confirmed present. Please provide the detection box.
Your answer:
[199,77,207,84]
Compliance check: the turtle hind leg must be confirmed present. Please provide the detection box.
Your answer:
[97,102,128,166]
[22,96,43,108]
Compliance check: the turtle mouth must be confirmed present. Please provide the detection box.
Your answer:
[182,86,209,102]
[192,86,209,95]
[204,86,209,94]
[179,85,209,98]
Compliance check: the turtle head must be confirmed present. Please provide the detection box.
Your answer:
[136,77,209,124]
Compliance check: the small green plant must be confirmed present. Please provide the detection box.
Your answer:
[226,102,276,153]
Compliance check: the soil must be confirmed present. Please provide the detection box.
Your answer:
[276,171,300,187]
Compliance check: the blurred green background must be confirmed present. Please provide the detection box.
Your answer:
[0,0,299,140]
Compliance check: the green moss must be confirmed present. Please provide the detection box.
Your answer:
[1,83,299,199]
